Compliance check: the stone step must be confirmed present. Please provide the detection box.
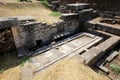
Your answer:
[52,32,70,40]
[81,36,120,65]
[66,3,90,11]
[98,65,109,74]
[20,22,40,26]
[95,59,109,74]
[106,51,119,62]
[17,16,35,24]
[61,13,79,20]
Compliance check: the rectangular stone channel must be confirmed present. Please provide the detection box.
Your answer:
[30,33,102,73]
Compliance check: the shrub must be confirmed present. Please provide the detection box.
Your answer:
[110,64,120,75]
[19,56,30,66]
[41,0,49,8]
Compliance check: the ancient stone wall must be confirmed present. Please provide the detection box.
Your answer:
[0,28,16,54]
[18,18,79,52]
[48,0,120,12]
[0,18,18,54]
[84,18,120,36]
[0,16,79,56]
[18,22,57,49]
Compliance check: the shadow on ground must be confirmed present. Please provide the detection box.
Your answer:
[0,51,19,73]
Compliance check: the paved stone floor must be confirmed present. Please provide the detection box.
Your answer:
[21,32,102,80]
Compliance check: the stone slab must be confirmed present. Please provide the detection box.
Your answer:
[106,51,119,62]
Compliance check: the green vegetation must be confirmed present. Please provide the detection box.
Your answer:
[41,0,49,8]
[110,64,120,75]
[119,50,120,55]
[98,70,105,75]
[19,56,31,66]
[49,11,62,17]
[0,68,5,73]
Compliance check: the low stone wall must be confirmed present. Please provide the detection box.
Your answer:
[84,17,120,36]
[81,35,120,66]
[0,18,18,29]
[18,18,79,52]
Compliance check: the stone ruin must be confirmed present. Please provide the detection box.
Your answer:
[0,14,80,57]
[0,3,120,75]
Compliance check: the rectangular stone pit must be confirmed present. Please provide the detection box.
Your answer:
[30,32,102,73]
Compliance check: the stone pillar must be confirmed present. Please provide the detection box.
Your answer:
[11,18,26,57]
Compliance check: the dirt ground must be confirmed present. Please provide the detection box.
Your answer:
[0,2,61,24]
[0,52,110,80]
[0,66,21,80]
[0,52,21,80]
[33,56,110,80]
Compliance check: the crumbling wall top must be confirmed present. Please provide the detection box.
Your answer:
[0,17,18,29]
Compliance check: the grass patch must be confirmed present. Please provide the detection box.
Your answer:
[110,64,120,75]
[41,0,49,8]
[49,11,62,17]
[19,56,31,67]
[0,68,5,73]
[98,70,105,75]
